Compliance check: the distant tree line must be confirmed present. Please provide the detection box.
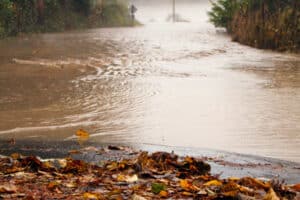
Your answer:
[208,0,300,51]
[0,0,132,38]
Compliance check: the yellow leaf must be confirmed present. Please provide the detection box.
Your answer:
[182,191,193,196]
[228,177,240,181]
[10,153,21,160]
[204,180,222,186]
[117,174,126,182]
[83,192,99,200]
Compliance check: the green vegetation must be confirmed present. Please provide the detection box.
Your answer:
[0,0,134,38]
[208,0,300,51]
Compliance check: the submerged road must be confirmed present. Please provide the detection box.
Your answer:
[0,2,300,163]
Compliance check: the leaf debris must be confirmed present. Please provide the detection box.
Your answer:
[0,147,299,199]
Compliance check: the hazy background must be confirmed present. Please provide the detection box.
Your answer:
[132,0,210,24]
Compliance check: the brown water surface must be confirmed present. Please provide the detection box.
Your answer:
[0,1,299,162]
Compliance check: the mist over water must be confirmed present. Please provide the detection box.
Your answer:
[0,1,300,162]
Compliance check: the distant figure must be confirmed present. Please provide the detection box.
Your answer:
[130,4,137,25]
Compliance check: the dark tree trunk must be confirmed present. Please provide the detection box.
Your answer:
[36,0,45,25]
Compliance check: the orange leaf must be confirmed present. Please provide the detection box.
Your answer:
[180,179,191,190]
[159,190,168,198]
[292,183,300,192]
[47,181,59,190]
[76,129,90,137]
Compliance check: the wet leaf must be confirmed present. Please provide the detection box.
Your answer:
[151,183,166,194]
[108,145,124,151]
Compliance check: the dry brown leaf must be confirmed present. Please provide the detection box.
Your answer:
[0,184,17,194]
[47,181,60,190]
[263,188,280,200]
[252,178,271,190]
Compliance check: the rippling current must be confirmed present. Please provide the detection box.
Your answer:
[0,1,299,162]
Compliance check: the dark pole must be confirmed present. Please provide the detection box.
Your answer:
[173,0,175,22]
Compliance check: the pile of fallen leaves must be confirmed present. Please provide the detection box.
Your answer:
[0,148,299,199]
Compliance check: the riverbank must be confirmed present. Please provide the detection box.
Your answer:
[0,143,299,199]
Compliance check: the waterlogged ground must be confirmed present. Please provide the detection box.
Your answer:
[0,2,300,163]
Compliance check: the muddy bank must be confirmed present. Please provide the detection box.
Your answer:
[0,140,299,184]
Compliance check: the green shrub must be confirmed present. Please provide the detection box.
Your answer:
[208,0,239,31]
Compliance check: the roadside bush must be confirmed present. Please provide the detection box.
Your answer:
[209,0,300,51]
[0,0,134,38]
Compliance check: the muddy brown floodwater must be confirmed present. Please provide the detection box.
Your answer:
[0,2,300,163]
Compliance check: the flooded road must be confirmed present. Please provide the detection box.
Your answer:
[0,1,300,162]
